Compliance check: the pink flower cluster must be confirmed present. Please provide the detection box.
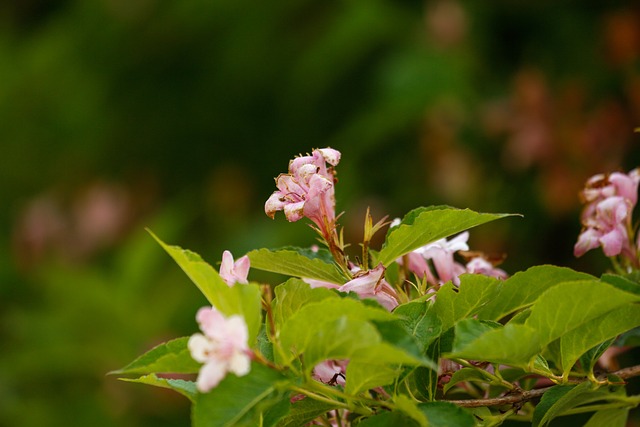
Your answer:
[398,230,507,286]
[574,169,640,261]
[188,306,251,392]
[265,148,341,237]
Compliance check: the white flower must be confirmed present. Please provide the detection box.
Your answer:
[188,306,251,392]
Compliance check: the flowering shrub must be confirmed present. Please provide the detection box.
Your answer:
[113,149,640,426]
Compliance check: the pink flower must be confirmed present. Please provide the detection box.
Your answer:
[575,195,633,258]
[219,250,250,286]
[575,168,640,260]
[414,232,469,285]
[265,148,341,236]
[465,257,508,279]
[338,264,399,311]
[313,359,348,386]
[188,306,251,392]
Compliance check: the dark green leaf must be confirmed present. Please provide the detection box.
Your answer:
[278,398,337,427]
[418,401,475,427]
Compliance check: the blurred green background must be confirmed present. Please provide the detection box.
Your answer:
[2,1,640,426]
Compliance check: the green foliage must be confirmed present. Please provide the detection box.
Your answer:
[115,206,640,426]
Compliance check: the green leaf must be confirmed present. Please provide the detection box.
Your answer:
[418,402,475,427]
[443,368,491,394]
[451,318,501,352]
[119,374,197,402]
[192,363,287,427]
[358,411,420,427]
[446,323,541,367]
[278,399,337,427]
[395,394,428,427]
[272,278,338,328]
[247,248,347,284]
[345,361,400,395]
[601,273,640,295]
[149,231,262,343]
[558,303,640,376]
[532,384,576,427]
[304,317,430,373]
[278,298,395,365]
[377,207,516,266]
[578,338,616,376]
[111,337,201,375]
[432,274,501,332]
[533,381,626,427]
[477,265,595,321]
[525,280,640,347]
[394,300,442,353]
[584,408,629,427]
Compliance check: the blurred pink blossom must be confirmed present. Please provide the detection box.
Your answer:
[574,168,640,261]
[188,306,251,392]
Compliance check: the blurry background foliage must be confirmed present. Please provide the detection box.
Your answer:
[2,0,640,426]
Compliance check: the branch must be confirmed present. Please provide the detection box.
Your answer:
[445,364,640,408]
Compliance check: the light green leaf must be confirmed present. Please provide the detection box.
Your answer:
[345,361,400,395]
[278,298,395,365]
[272,278,338,328]
[451,318,501,352]
[378,207,516,266]
[395,394,428,427]
[525,280,640,347]
[192,363,287,427]
[432,274,501,332]
[477,265,595,321]
[303,318,431,372]
[149,231,262,343]
[558,303,640,376]
[394,300,442,353]
[111,337,200,375]
[584,408,629,427]
[120,374,196,402]
[446,323,541,367]
[247,247,347,284]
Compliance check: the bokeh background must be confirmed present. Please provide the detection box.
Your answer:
[3,0,640,426]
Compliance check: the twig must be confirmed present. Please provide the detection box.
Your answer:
[445,364,640,408]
